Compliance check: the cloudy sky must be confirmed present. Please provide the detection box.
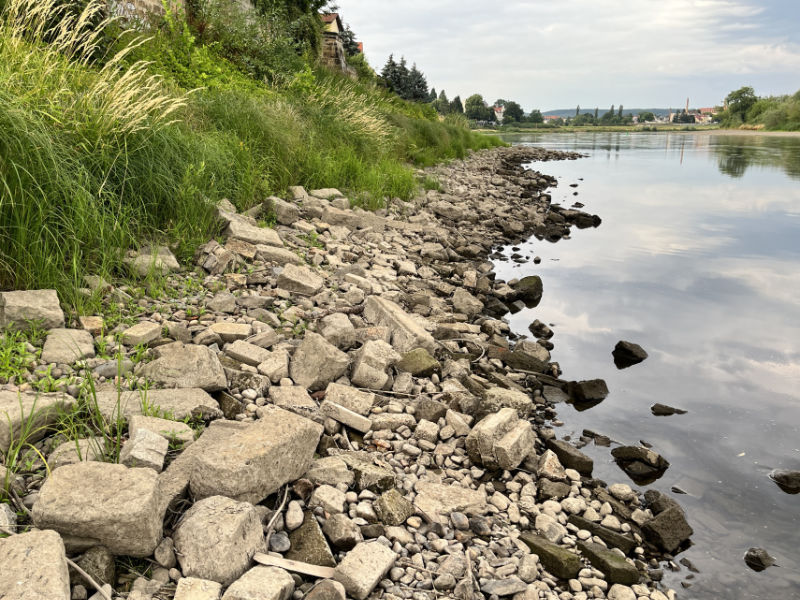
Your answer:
[336,0,800,111]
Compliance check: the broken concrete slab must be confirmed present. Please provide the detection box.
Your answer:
[221,566,294,600]
[520,532,582,580]
[0,289,64,330]
[290,332,349,391]
[320,400,371,433]
[40,328,96,364]
[363,296,436,353]
[174,577,222,600]
[350,340,400,390]
[92,388,221,422]
[277,264,324,296]
[140,343,226,391]
[413,481,487,523]
[225,340,272,367]
[47,437,105,470]
[226,217,283,247]
[0,529,70,600]
[121,322,162,347]
[324,383,375,416]
[120,428,169,472]
[0,390,74,453]
[333,542,396,600]
[128,415,195,446]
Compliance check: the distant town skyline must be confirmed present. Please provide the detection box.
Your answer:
[338,0,800,112]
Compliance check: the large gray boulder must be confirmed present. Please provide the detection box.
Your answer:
[277,264,324,296]
[0,529,70,600]
[413,481,487,523]
[40,328,95,364]
[226,216,283,247]
[173,496,265,586]
[0,289,64,330]
[139,343,226,391]
[0,390,73,453]
[466,408,534,470]
[190,406,323,504]
[350,340,400,390]
[363,296,436,353]
[290,332,349,391]
[32,462,165,556]
[92,388,221,422]
[477,387,533,420]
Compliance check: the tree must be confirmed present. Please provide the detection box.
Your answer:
[594,107,599,120]
[528,109,543,123]
[407,63,429,101]
[450,95,463,114]
[638,111,655,122]
[618,104,623,118]
[725,86,757,119]
[428,88,437,103]
[576,104,580,117]
[465,94,491,120]
[340,23,360,57]
[504,100,524,123]
[434,89,450,114]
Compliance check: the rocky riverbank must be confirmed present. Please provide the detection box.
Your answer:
[0,146,692,600]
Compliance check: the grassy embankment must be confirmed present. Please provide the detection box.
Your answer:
[0,0,502,309]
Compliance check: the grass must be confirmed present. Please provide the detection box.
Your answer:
[0,0,503,307]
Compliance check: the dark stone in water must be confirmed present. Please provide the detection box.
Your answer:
[642,506,693,553]
[529,319,554,339]
[651,403,687,416]
[613,340,649,369]
[507,300,526,314]
[533,256,542,264]
[744,547,776,571]
[568,379,609,402]
[612,445,670,484]
[768,469,800,494]
[515,275,543,307]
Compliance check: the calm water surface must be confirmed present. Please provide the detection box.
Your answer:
[494,133,800,599]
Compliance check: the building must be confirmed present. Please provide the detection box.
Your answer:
[320,13,356,78]
[493,105,505,124]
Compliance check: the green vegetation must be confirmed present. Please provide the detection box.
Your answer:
[718,86,800,131]
[0,0,500,305]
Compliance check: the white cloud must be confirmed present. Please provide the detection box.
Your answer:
[337,0,800,109]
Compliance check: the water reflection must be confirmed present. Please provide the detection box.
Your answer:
[493,132,800,599]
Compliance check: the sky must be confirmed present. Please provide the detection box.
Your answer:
[336,0,800,111]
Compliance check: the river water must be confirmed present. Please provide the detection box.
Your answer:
[494,132,800,599]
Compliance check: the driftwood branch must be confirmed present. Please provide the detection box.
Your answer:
[263,485,289,551]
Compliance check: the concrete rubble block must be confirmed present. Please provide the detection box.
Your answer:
[466,407,519,468]
[350,339,400,390]
[277,264,324,296]
[190,405,323,504]
[209,323,252,343]
[265,197,300,225]
[310,484,347,514]
[221,566,294,600]
[121,322,162,347]
[269,385,318,415]
[206,291,236,314]
[125,246,180,277]
[319,313,357,349]
[413,419,439,444]
[286,511,336,567]
[93,388,221,423]
[305,456,354,487]
[320,400,371,433]
[48,436,105,470]
[32,462,165,556]
[520,532,582,580]
[174,577,222,600]
[577,541,640,585]
[305,580,346,600]
[255,245,302,266]
[333,541,396,600]
[140,343,227,391]
[40,328,96,364]
[322,513,363,550]
[396,348,440,377]
[290,332,349,391]
[120,427,169,472]
[478,387,533,419]
[451,288,483,317]
[226,216,283,247]
[363,295,436,353]
[0,289,64,330]
[129,415,195,446]
[567,514,636,554]
[413,481,487,523]
[546,438,594,475]
[535,513,568,543]
[174,496,265,586]
[226,340,272,367]
[324,382,375,415]
[494,420,536,470]
[374,489,415,526]
[257,349,290,383]
[537,449,567,482]
[369,412,416,431]
[642,506,694,553]
[0,529,71,600]
[338,452,395,492]
[0,390,74,453]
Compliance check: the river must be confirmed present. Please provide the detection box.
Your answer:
[493,132,800,599]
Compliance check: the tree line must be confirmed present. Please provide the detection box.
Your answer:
[719,86,800,131]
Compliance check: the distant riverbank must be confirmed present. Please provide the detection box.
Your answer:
[477,125,800,136]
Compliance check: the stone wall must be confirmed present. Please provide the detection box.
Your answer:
[321,32,356,79]
[109,0,185,22]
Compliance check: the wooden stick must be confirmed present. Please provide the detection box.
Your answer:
[253,552,335,579]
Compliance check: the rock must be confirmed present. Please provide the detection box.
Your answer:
[129,415,195,447]
[744,547,777,571]
[93,388,221,422]
[520,532,581,579]
[0,390,73,452]
[305,456,355,487]
[642,506,693,552]
[363,296,436,353]
[32,462,165,556]
[322,513,363,550]
[413,481,487,522]
[255,245,302,266]
[414,398,447,423]
[257,349,290,383]
[466,408,534,470]
[174,577,223,600]
[339,452,395,492]
[209,323,251,343]
[140,343,226,391]
[277,264,324,296]
[270,386,317,414]
[305,580,346,600]
[650,403,687,416]
[396,348,440,377]
[0,529,70,599]
[40,328,96,364]
[125,246,180,277]
[120,428,169,472]
[290,332,349,391]
[122,322,162,347]
[612,446,669,482]
[480,577,528,596]
[286,511,335,567]
[568,379,609,402]
[310,485,347,514]
[153,537,176,569]
[207,292,236,313]
[47,437,105,470]
[578,541,639,584]
[191,406,322,504]
[546,438,593,475]
[79,315,104,336]
[504,340,550,372]
[72,546,115,588]
[350,339,400,390]
[320,400,371,433]
[452,288,483,317]
[226,216,283,247]
[324,383,374,415]
[607,584,637,600]
[535,513,567,543]
[514,276,543,306]
[319,313,356,349]
[221,566,294,600]
[333,542,396,600]
[478,386,533,420]
[0,289,64,330]
[768,469,800,494]
[567,515,636,554]
[374,489,415,526]
[612,341,648,368]
[518,554,539,583]
[285,501,304,532]
[174,496,264,585]
[266,196,300,225]
[0,503,17,530]
[537,450,567,482]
